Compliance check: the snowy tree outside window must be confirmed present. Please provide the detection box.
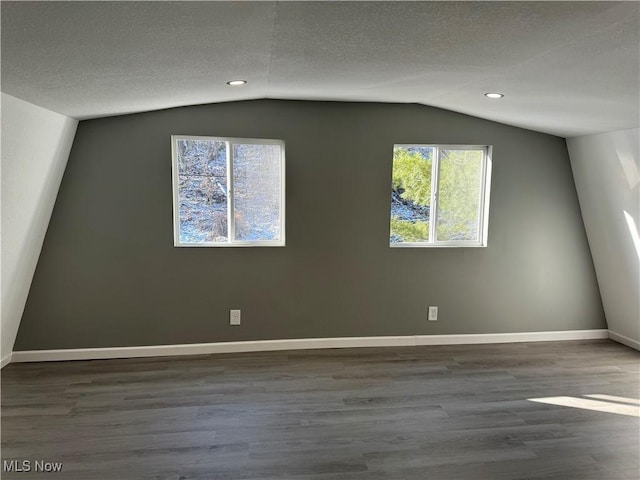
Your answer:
[172,136,285,246]
[390,145,492,247]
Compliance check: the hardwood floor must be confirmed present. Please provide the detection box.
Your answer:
[1,340,638,479]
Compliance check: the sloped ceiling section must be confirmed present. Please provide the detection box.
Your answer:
[1,1,639,137]
[1,94,78,361]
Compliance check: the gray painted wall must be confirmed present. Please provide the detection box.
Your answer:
[15,100,605,350]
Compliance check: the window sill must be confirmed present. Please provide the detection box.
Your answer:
[390,243,487,248]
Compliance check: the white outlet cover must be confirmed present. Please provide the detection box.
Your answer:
[428,306,438,321]
[230,310,241,325]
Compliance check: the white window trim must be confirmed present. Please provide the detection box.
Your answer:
[390,144,492,248]
[171,135,286,247]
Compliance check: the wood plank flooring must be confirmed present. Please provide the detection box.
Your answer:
[1,340,638,479]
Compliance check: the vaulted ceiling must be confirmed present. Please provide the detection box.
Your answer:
[2,1,638,137]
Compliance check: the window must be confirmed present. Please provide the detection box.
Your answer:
[172,135,285,246]
[390,144,492,247]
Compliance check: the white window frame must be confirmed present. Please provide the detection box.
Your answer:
[390,144,492,248]
[171,135,286,247]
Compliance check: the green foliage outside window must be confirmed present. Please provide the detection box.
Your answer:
[390,217,430,242]
[390,146,483,243]
[436,149,482,241]
[391,147,433,207]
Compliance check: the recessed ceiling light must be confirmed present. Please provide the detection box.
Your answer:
[484,92,504,99]
[227,80,247,86]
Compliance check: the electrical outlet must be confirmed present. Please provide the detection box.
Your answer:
[230,310,241,325]
[428,306,438,321]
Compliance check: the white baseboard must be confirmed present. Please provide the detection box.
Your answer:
[9,329,609,364]
[608,330,640,351]
[414,329,609,345]
[1,353,13,369]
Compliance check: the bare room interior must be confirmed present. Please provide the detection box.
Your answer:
[1,1,639,479]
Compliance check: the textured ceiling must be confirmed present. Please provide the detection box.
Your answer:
[2,1,638,137]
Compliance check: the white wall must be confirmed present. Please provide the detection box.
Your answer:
[567,128,640,350]
[1,93,78,366]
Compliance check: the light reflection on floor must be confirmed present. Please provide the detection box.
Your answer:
[584,394,640,406]
[528,394,640,417]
